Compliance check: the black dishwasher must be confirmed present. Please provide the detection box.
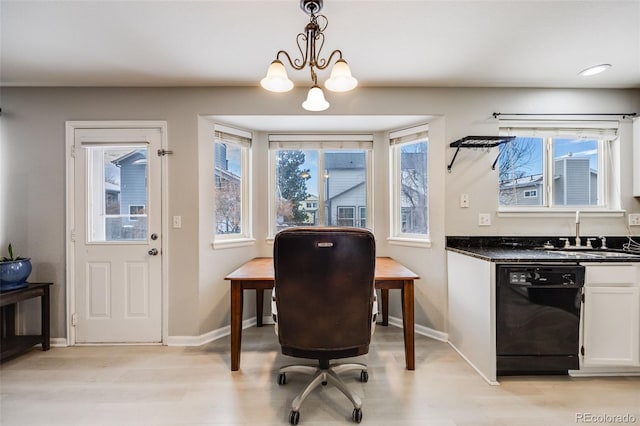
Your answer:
[496,264,585,375]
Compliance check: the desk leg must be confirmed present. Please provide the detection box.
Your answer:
[380,289,389,326]
[401,280,415,370]
[256,288,264,327]
[230,280,244,371]
[41,286,50,351]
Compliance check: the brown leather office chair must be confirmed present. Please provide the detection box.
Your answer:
[273,227,376,425]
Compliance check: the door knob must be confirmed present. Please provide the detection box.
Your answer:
[148,248,159,256]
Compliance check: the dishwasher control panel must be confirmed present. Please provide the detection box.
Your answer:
[502,265,585,286]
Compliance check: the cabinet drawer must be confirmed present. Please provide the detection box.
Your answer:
[585,264,639,285]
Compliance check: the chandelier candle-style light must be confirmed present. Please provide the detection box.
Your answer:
[260,0,357,111]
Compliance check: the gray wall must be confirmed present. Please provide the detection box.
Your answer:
[1,86,639,341]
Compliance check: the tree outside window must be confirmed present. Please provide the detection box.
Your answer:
[498,136,602,208]
[273,147,370,233]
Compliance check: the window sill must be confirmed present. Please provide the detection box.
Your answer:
[387,237,432,248]
[212,237,256,250]
[497,209,625,218]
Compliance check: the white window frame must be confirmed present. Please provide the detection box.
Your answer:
[337,206,356,226]
[498,120,622,217]
[212,124,253,249]
[267,134,373,239]
[128,204,146,221]
[388,124,430,247]
[523,190,537,198]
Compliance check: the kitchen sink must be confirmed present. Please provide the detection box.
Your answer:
[546,250,640,259]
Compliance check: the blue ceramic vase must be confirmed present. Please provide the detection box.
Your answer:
[0,258,32,291]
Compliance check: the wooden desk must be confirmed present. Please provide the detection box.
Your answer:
[225,257,419,371]
[0,282,53,362]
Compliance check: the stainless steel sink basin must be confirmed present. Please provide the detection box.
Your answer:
[546,250,640,259]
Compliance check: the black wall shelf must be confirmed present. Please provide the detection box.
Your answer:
[447,136,515,172]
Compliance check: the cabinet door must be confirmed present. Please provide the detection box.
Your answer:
[583,286,640,366]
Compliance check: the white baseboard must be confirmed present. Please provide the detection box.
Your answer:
[168,315,447,347]
[387,315,448,342]
[167,317,258,346]
[50,337,68,347]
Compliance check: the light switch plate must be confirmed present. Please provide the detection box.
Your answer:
[478,213,491,226]
[173,215,182,228]
[629,214,640,226]
[460,194,470,208]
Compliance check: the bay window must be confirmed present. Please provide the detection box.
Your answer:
[269,135,373,236]
[213,124,252,244]
[389,124,429,244]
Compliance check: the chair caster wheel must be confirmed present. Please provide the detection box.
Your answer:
[278,373,286,385]
[352,408,363,423]
[289,410,300,425]
[360,370,369,382]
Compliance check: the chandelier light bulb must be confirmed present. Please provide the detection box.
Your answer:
[302,85,330,111]
[260,60,294,92]
[260,0,356,111]
[324,59,358,92]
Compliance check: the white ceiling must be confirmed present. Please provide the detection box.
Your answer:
[2,0,639,89]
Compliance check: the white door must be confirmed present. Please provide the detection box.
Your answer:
[71,125,164,343]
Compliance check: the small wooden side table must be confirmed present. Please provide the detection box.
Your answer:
[0,282,53,362]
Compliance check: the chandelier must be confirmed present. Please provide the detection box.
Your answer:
[260,0,358,111]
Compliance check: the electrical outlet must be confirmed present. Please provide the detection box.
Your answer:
[173,215,182,228]
[629,214,640,226]
[460,194,470,208]
[478,213,491,226]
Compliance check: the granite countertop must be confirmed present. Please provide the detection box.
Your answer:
[446,236,640,263]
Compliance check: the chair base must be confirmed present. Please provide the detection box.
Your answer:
[278,360,368,424]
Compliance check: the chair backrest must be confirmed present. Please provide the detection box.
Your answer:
[274,227,376,360]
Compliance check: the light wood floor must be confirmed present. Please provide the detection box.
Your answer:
[1,325,639,426]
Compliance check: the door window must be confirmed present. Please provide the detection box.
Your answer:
[86,146,148,242]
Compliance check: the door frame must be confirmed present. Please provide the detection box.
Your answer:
[65,121,169,345]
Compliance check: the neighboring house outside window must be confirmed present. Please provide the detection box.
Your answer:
[214,125,252,244]
[389,124,429,245]
[109,149,148,240]
[337,206,356,226]
[498,121,619,210]
[358,206,367,228]
[269,135,373,236]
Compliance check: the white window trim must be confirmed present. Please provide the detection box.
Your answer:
[498,120,621,213]
[267,135,373,238]
[213,123,253,248]
[388,124,430,246]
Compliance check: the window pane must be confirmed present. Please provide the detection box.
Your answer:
[215,142,242,234]
[324,150,367,227]
[273,148,369,233]
[400,142,428,234]
[88,146,148,242]
[552,138,599,206]
[275,150,315,231]
[337,206,355,226]
[498,137,544,206]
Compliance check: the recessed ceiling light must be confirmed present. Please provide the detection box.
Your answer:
[579,64,612,76]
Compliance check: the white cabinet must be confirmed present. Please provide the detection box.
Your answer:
[581,264,640,368]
